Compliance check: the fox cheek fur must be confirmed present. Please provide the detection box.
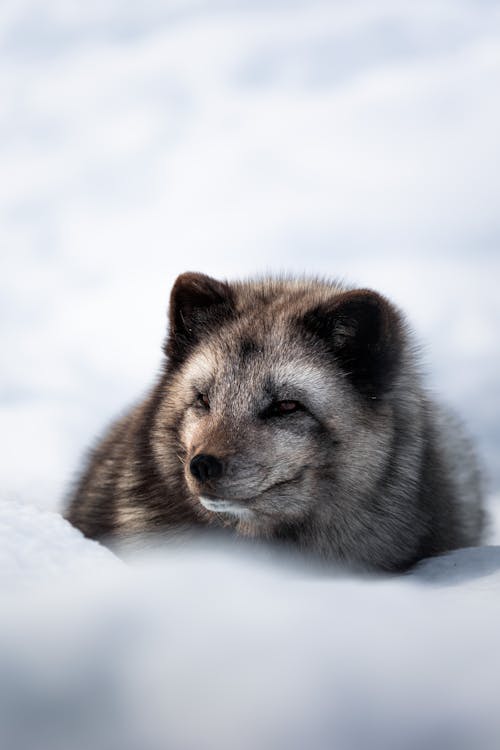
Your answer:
[65,271,485,571]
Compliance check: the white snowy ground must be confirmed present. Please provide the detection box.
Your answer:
[1,499,500,750]
[1,3,500,748]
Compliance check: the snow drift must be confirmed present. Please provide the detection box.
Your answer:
[1,500,500,750]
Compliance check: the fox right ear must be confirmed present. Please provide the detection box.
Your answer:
[165,272,235,364]
[301,289,405,397]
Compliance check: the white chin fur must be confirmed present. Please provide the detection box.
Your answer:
[199,496,253,519]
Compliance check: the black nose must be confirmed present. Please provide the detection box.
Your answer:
[189,454,223,483]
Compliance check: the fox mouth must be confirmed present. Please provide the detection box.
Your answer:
[199,496,254,518]
[198,471,306,517]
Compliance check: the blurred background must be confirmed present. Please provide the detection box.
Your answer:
[1,0,499,513]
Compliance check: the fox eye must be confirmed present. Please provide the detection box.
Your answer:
[196,393,210,410]
[264,400,303,418]
[277,400,300,414]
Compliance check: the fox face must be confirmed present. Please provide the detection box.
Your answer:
[153,273,406,538]
[178,337,344,527]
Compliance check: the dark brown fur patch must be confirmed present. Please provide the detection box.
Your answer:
[239,338,260,360]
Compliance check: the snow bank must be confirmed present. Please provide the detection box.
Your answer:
[1,500,500,750]
[0,500,119,591]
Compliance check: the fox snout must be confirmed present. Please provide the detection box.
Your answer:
[189,453,224,484]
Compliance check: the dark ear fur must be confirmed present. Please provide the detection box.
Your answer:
[165,272,235,364]
[301,289,405,397]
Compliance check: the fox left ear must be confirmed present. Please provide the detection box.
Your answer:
[165,272,235,364]
[301,290,405,397]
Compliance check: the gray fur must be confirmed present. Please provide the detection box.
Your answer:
[65,273,485,571]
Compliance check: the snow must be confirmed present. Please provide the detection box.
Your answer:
[1,499,500,750]
[1,2,500,747]
[0,501,119,591]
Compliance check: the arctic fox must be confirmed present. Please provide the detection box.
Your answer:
[66,273,485,571]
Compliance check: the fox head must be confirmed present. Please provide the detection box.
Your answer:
[153,272,408,540]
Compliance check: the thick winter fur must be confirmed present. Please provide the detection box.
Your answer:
[66,273,485,571]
